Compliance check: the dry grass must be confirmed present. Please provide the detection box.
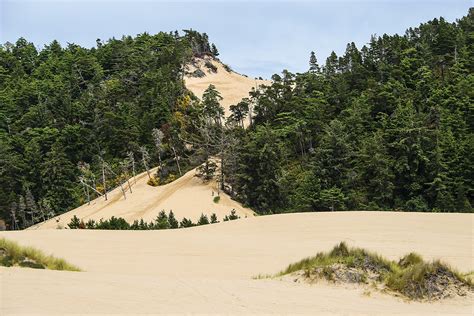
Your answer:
[0,238,81,271]
[261,242,472,300]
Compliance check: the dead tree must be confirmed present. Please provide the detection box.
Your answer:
[127,151,137,184]
[100,157,108,201]
[120,160,133,193]
[170,145,182,176]
[104,163,127,200]
[9,202,19,230]
[152,128,164,178]
[140,146,151,179]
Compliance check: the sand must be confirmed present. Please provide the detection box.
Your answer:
[185,56,271,119]
[29,166,254,230]
[2,211,473,315]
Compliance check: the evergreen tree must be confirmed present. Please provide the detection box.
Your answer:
[309,51,320,73]
[168,210,179,229]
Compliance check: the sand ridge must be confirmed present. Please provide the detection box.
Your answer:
[29,165,254,230]
[1,211,473,314]
[184,56,271,119]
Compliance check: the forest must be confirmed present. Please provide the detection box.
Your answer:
[0,10,472,230]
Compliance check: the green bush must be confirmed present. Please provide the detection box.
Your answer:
[180,217,195,228]
[147,177,159,187]
[197,213,210,225]
[168,211,179,229]
[210,213,219,223]
[223,209,240,221]
[67,215,81,229]
[155,210,170,229]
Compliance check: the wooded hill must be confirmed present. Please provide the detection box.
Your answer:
[1,10,473,230]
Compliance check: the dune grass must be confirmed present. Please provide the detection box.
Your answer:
[0,238,81,271]
[266,242,472,300]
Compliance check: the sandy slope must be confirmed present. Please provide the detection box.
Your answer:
[2,212,473,315]
[30,166,254,230]
[185,56,270,118]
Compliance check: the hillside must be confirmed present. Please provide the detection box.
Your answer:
[185,56,270,119]
[30,165,254,229]
[2,212,473,314]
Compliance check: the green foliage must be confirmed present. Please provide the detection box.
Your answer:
[0,238,81,271]
[67,210,240,230]
[67,215,81,229]
[266,242,472,300]
[168,210,179,229]
[223,209,240,221]
[95,217,130,230]
[226,10,473,213]
[0,30,213,229]
[210,213,219,223]
[213,196,220,203]
[155,210,170,229]
[147,177,159,187]
[196,160,217,181]
[179,217,195,228]
[197,213,210,225]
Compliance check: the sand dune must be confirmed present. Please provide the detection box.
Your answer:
[185,56,270,118]
[2,211,473,314]
[29,166,254,230]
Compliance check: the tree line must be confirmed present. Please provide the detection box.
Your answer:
[223,10,473,213]
[0,30,221,229]
[67,209,240,230]
[1,10,472,230]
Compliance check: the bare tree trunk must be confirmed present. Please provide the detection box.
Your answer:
[81,179,90,205]
[171,145,182,176]
[140,147,151,180]
[128,152,137,185]
[102,161,108,201]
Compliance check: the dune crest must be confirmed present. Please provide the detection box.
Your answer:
[30,166,254,230]
[185,56,270,118]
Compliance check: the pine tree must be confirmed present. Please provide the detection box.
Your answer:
[168,210,179,228]
[210,213,218,223]
[155,210,170,229]
[197,213,210,225]
[211,43,219,56]
[309,51,320,73]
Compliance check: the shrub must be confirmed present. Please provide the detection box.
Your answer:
[155,210,170,229]
[147,177,159,187]
[196,160,217,181]
[68,215,81,229]
[85,219,96,229]
[213,196,220,203]
[197,213,210,225]
[223,210,240,221]
[204,60,217,72]
[223,64,232,72]
[265,242,472,301]
[210,213,219,224]
[180,217,195,228]
[95,217,130,230]
[168,211,179,229]
[192,68,205,78]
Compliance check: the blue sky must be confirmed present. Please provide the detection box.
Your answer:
[0,0,471,78]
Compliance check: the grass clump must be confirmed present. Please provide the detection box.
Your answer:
[265,242,472,301]
[147,176,159,186]
[0,238,81,271]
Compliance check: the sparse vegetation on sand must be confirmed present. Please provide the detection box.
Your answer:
[262,242,473,301]
[67,209,240,230]
[0,238,81,271]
